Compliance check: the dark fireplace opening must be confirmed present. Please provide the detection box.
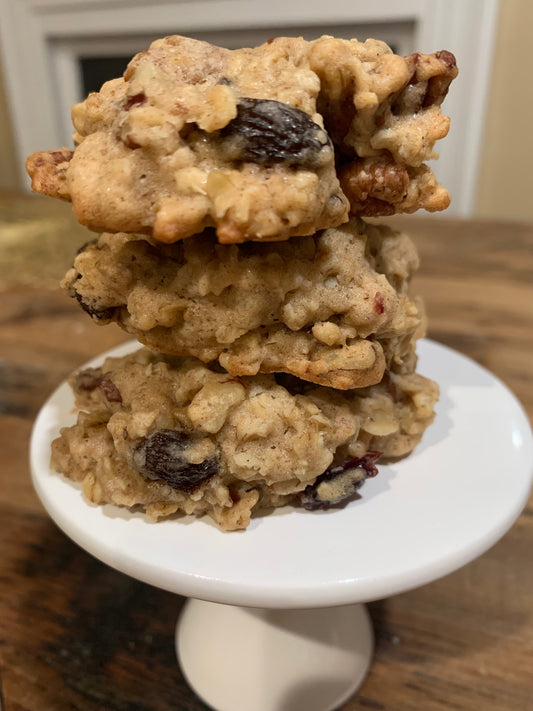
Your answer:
[80,56,131,94]
[77,26,406,95]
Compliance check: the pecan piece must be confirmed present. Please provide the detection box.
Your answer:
[25,149,74,200]
[339,158,409,215]
[423,50,458,108]
[394,50,458,115]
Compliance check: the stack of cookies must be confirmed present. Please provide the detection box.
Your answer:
[27,35,456,530]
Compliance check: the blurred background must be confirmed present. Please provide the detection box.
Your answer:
[0,0,529,221]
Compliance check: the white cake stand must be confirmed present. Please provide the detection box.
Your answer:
[30,340,533,711]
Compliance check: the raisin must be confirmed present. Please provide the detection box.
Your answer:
[220,97,332,167]
[74,368,103,392]
[74,291,117,322]
[298,452,380,510]
[132,429,218,493]
[73,369,122,403]
[98,374,122,403]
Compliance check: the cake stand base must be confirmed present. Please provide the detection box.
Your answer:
[176,599,373,711]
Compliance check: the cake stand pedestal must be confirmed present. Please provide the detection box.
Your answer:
[30,340,533,711]
[177,600,373,711]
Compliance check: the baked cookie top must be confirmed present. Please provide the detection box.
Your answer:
[62,217,424,389]
[26,35,457,243]
[51,346,439,530]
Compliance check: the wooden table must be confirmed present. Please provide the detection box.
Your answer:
[1,197,532,711]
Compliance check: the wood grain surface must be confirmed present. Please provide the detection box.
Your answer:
[1,198,532,711]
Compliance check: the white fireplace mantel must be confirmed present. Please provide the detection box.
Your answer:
[0,0,499,216]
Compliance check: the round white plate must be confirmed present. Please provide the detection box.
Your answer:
[30,340,533,609]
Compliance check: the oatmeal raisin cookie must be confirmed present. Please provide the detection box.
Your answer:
[62,218,425,389]
[51,347,439,530]
[27,35,456,243]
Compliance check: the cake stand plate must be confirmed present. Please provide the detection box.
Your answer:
[30,340,533,711]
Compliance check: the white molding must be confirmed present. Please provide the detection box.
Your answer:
[0,0,63,167]
[30,0,429,33]
[49,42,84,140]
[415,0,500,216]
[1,0,499,216]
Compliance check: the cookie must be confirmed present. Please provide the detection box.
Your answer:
[51,347,439,530]
[310,38,457,217]
[62,218,424,389]
[26,35,456,243]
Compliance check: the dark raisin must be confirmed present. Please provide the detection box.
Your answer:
[298,452,380,510]
[74,368,103,392]
[98,374,122,403]
[132,429,218,493]
[220,97,332,168]
[73,369,122,403]
[74,292,117,322]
